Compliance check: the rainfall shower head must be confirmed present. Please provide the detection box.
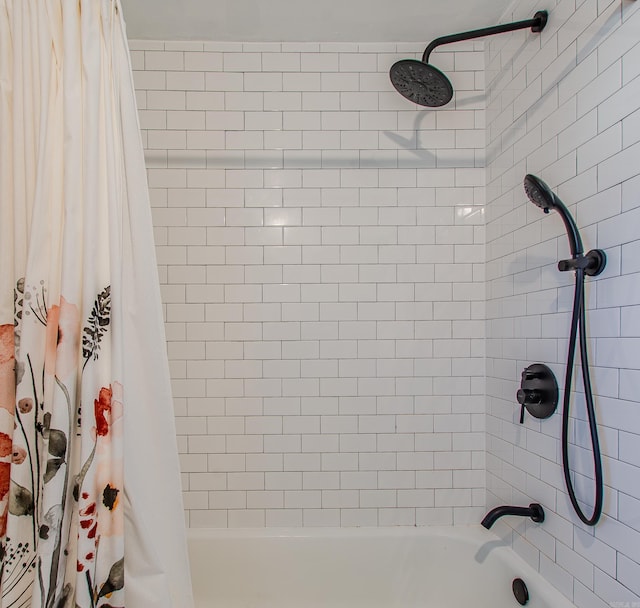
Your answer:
[389,61,453,107]
[390,11,548,107]
[524,174,583,257]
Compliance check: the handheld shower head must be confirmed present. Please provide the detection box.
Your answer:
[524,174,556,212]
[524,174,583,257]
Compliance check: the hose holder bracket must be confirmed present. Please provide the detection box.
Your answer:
[558,249,607,276]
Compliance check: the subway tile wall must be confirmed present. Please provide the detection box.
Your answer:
[486,0,640,606]
[130,41,487,528]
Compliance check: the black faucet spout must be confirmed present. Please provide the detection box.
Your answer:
[481,503,544,529]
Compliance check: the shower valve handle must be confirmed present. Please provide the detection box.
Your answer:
[517,389,542,424]
[516,364,559,424]
[517,388,542,405]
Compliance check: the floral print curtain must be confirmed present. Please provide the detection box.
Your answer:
[0,1,193,606]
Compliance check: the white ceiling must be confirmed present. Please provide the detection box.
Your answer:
[122,0,516,42]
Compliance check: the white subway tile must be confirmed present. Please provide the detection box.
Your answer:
[302,53,339,72]
[321,490,359,508]
[283,73,321,91]
[225,131,264,150]
[166,71,205,91]
[262,53,301,72]
[205,72,244,91]
[145,50,184,71]
[246,112,284,131]
[321,73,360,92]
[244,73,283,92]
[340,92,378,111]
[338,54,377,73]
[223,52,261,72]
[187,131,225,150]
[321,111,360,131]
[205,111,244,131]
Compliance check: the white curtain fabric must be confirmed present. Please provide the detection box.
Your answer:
[0,1,194,606]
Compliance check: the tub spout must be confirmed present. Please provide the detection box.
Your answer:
[481,503,544,529]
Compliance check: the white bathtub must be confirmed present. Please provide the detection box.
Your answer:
[188,526,575,608]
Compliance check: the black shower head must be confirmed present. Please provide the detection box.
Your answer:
[524,173,556,212]
[389,60,453,107]
[524,174,583,257]
[390,12,548,108]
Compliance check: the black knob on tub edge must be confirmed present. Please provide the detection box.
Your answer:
[512,578,529,605]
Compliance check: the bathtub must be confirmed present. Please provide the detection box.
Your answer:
[188,526,575,608]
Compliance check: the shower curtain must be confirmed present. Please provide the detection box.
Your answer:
[0,1,194,606]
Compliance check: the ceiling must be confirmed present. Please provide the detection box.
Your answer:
[121,0,516,42]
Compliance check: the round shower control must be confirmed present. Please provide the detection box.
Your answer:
[517,364,558,423]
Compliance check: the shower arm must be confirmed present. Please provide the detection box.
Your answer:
[421,11,548,63]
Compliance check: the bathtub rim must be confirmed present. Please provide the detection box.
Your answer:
[187,523,503,542]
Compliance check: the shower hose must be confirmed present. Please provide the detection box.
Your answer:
[563,266,603,526]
